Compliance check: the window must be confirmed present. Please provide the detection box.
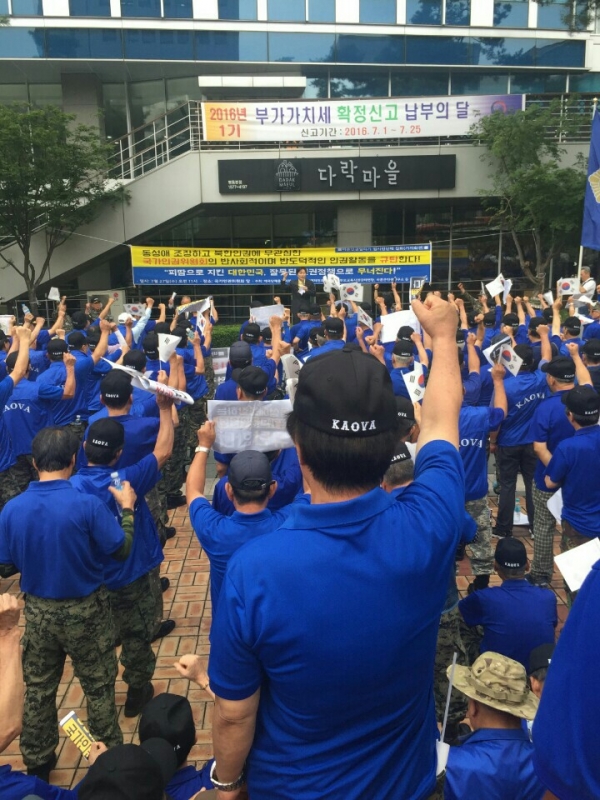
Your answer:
[29,84,63,106]
[46,29,123,58]
[218,0,257,20]
[303,74,328,98]
[103,83,128,140]
[445,0,470,25]
[11,0,43,14]
[510,74,566,93]
[163,0,193,17]
[406,35,469,65]
[195,31,268,61]
[0,84,28,103]
[337,34,405,64]
[406,0,442,25]
[68,0,111,14]
[166,77,203,108]
[391,71,449,96]
[308,0,334,22]
[269,33,335,63]
[124,29,194,59]
[537,1,587,30]
[0,27,44,56]
[129,80,166,129]
[0,0,8,12]
[493,1,528,28]
[330,71,389,98]
[120,0,160,17]
[360,0,396,24]
[451,72,508,94]
[267,0,305,22]
[472,37,535,66]
[536,39,585,67]
[570,73,600,92]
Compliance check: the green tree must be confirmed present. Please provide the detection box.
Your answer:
[0,104,125,313]
[536,0,596,29]
[470,100,587,292]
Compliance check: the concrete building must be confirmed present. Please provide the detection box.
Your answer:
[0,0,595,316]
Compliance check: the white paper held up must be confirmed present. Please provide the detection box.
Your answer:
[123,303,146,316]
[286,378,298,404]
[0,316,12,335]
[207,399,294,453]
[482,335,511,367]
[250,304,284,329]
[158,333,181,362]
[381,310,421,344]
[402,361,425,402]
[499,343,523,377]
[323,273,341,293]
[107,361,194,405]
[485,274,505,298]
[48,287,61,302]
[543,291,554,305]
[503,278,513,304]
[176,297,211,316]
[280,353,303,382]
[555,538,600,593]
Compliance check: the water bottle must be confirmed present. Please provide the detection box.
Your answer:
[514,496,521,518]
[22,304,31,316]
[75,415,81,426]
[111,471,122,491]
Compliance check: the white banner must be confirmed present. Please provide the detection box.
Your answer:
[0,315,13,335]
[381,310,421,344]
[250,304,285,329]
[108,361,194,405]
[177,297,212,316]
[207,399,294,453]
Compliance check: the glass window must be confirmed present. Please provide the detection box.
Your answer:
[391,71,449,95]
[472,37,535,66]
[267,0,305,22]
[337,34,405,64]
[233,214,271,247]
[103,83,128,139]
[406,0,442,25]
[163,0,193,17]
[196,31,268,61]
[218,0,257,20]
[537,3,569,29]
[360,0,396,24]
[570,73,600,92]
[166,77,202,108]
[510,73,566,93]
[46,29,123,58]
[0,84,28,103]
[0,0,8,12]
[0,27,45,56]
[274,213,312,247]
[536,39,585,68]
[124,29,193,59]
[330,71,389,98]
[29,84,62,106]
[445,0,470,25]
[129,80,166,129]
[11,0,43,14]
[406,36,469,65]
[451,72,508,94]
[120,0,160,17]
[68,0,111,14]
[269,33,335,63]
[308,0,334,22]
[493,1,528,28]
[303,73,329,98]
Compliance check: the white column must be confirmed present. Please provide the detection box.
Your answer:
[470,0,494,27]
[44,0,70,14]
[336,0,358,24]
[396,0,405,25]
[528,0,538,28]
[110,0,121,16]
[257,0,267,21]
[194,0,218,18]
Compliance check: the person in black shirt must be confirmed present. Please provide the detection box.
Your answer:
[280,268,317,322]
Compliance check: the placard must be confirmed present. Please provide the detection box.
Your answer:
[250,304,285,329]
[211,346,230,387]
[485,274,505,298]
[403,361,426,402]
[380,310,421,344]
[340,283,364,302]
[555,537,600,592]
[207,399,294,453]
[558,278,579,297]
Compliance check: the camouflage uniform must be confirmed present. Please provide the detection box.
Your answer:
[10,454,37,495]
[434,607,469,728]
[426,774,446,800]
[145,485,169,546]
[465,497,493,576]
[21,588,122,769]
[108,572,157,689]
[182,397,207,464]
[204,356,216,399]
[159,420,187,498]
[148,565,164,637]
[0,465,20,513]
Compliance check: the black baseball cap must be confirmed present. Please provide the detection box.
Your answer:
[294,346,398,438]
[122,350,146,372]
[323,317,343,336]
[67,331,86,350]
[467,311,478,328]
[139,694,195,767]
[495,537,527,570]
[563,316,582,335]
[562,385,600,417]
[90,296,101,304]
[456,329,465,345]
[309,304,321,316]
[236,365,268,396]
[229,341,252,369]
[228,450,273,491]
[483,311,496,328]
[78,740,178,800]
[396,325,414,342]
[582,339,600,360]
[309,325,324,343]
[528,317,544,332]
[542,308,554,323]
[249,300,263,309]
[541,357,576,382]
[395,396,415,421]
[242,323,261,343]
[47,338,68,357]
[502,313,519,328]
[261,326,272,343]
[390,441,411,465]
[71,310,90,330]
[514,344,534,370]
[393,340,413,358]
[143,333,159,359]
[100,370,133,404]
[86,418,125,451]
[528,643,555,676]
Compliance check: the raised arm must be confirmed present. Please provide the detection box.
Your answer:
[491,362,508,418]
[152,377,175,468]
[466,332,480,376]
[391,279,402,311]
[193,331,205,375]
[62,352,76,399]
[515,296,526,326]
[98,297,115,321]
[523,295,536,320]
[9,327,32,386]
[566,342,592,386]
[552,298,562,339]
[186,420,216,505]
[268,315,283,366]
[156,302,166,324]
[90,320,111,365]
[538,324,552,363]
[411,331,429,370]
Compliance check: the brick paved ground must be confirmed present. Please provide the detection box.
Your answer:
[0,484,568,789]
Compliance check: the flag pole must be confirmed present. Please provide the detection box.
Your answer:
[579,97,599,272]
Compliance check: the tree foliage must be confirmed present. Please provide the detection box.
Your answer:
[536,0,597,29]
[470,100,587,291]
[0,104,125,311]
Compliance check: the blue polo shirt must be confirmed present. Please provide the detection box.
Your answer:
[37,351,94,424]
[459,406,505,501]
[177,345,208,401]
[445,728,544,800]
[546,425,600,537]
[0,765,78,800]
[165,763,214,800]
[533,560,600,800]
[390,365,414,400]
[289,320,315,351]
[90,387,159,420]
[212,447,303,517]
[190,498,289,609]
[28,348,50,381]
[78,413,158,469]
[3,380,64,457]
[583,320,600,340]
[462,371,482,406]
[557,337,585,357]
[304,338,345,360]
[71,455,163,590]
[458,580,557,668]
[86,352,122,414]
[0,375,16,473]
[0,480,124,599]
[529,390,575,491]
[497,371,547,447]
[214,378,240,401]
[475,365,495,408]
[209,441,465,800]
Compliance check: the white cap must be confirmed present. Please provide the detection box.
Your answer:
[118,312,132,324]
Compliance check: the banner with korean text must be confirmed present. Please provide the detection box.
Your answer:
[202,94,523,143]
[130,245,432,286]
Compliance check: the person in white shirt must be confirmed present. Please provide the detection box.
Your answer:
[578,267,597,314]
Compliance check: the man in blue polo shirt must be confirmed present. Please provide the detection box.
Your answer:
[459,538,557,668]
[581,337,600,391]
[303,316,345,359]
[0,426,137,781]
[214,341,277,402]
[545,384,600,605]
[204,295,465,800]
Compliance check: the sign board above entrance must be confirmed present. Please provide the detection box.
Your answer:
[202,94,523,142]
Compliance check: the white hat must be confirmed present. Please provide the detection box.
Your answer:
[118,312,132,324]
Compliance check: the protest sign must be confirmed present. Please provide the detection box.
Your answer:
[123,303,146,316]
[402,361,426,402]
[0,316,12,335]
[211,347,230,387]
[483,335,512,367]
[60,711,95,759]
[381,310,421,344]
[323,273,341,293]
[250,304,284,329]
[356,306,373,330]
[109,361,194,405]
[207,399,294,453]
[48,287,61,302]
[555,537,600,593]
[485,274,504,298]
[176,297,211,316]
[158,333,181,362]
[502,278,513,304]
[547,489,563,524]
[543,291,554,305]
[410,276,428,302]
[281,353,303,382]
[340,283,364,302]
[498,343,523,377]
[558,278,579,296]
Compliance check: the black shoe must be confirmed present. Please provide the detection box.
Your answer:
[164,526,176,540]
[27,752,57,782]
[526,574,549,588]
[166,493,186,509]
[151,619,176,643]
[124,682,154,718]
[467,574,490,595]
[160,577,170,593]
[492,527,511,538]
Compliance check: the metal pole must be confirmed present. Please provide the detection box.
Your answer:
[498,228,503,276]
[447,213,453,291]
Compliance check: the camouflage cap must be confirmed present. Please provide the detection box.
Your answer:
[449,651,539,720]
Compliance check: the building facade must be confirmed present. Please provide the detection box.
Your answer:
[0,0,596,315]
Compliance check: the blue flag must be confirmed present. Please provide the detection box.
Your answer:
[581,110,600,250]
